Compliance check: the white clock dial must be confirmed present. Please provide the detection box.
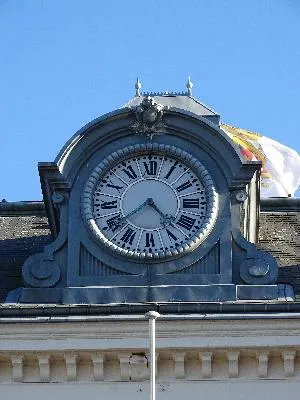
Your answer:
[83,144,218,260]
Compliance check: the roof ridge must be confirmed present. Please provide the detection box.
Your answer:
[0,201,46,217]
[188,96,220,115]
[141,91,188,96]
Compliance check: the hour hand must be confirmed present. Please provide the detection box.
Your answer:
[147,198,163,216]
[147,198,175,227]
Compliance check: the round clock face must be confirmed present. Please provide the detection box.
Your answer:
[83,144,218,260]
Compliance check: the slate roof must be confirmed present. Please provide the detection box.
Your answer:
[124,94,220,125]
[258,212,300,266]
[0,200,299,302]
[0,205,52,302]
[258,200,300,296]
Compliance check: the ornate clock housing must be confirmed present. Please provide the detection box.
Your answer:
[2,79,294,400]
[83,144,218,260]
[12,92,282,305]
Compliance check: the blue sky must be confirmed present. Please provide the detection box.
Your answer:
[1,0,300,200]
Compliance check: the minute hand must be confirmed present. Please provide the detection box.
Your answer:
[108,199,151,231]
[119,199,150,224]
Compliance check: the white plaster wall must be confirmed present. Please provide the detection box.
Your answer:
[2,381,300,400]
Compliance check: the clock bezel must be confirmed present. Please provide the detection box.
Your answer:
[82,143,218,260]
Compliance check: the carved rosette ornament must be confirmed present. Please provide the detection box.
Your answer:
[131,96,168,139]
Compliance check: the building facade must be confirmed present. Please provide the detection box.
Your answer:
[0,85,300,399]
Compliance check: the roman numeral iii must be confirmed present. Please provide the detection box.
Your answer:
[182,198,200,208]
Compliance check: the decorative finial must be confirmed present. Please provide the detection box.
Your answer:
[186,76,193,96]
[135,78,142,97]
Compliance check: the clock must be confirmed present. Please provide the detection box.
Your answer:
[82,143,218,260]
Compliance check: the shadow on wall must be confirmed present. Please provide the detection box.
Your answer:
[0,235,52,302]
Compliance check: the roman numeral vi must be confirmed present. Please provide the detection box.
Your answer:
[145,233,155,247]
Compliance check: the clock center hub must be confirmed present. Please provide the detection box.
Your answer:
[121,179,178,229]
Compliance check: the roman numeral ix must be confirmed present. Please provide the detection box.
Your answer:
[101,200,118,209]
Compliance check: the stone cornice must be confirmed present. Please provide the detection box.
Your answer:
[0,318,300,349]
[0,318,299,383]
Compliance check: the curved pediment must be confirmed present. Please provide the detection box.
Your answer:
[51,103,256,188]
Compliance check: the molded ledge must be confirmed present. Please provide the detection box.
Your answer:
[6,284,292,304]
